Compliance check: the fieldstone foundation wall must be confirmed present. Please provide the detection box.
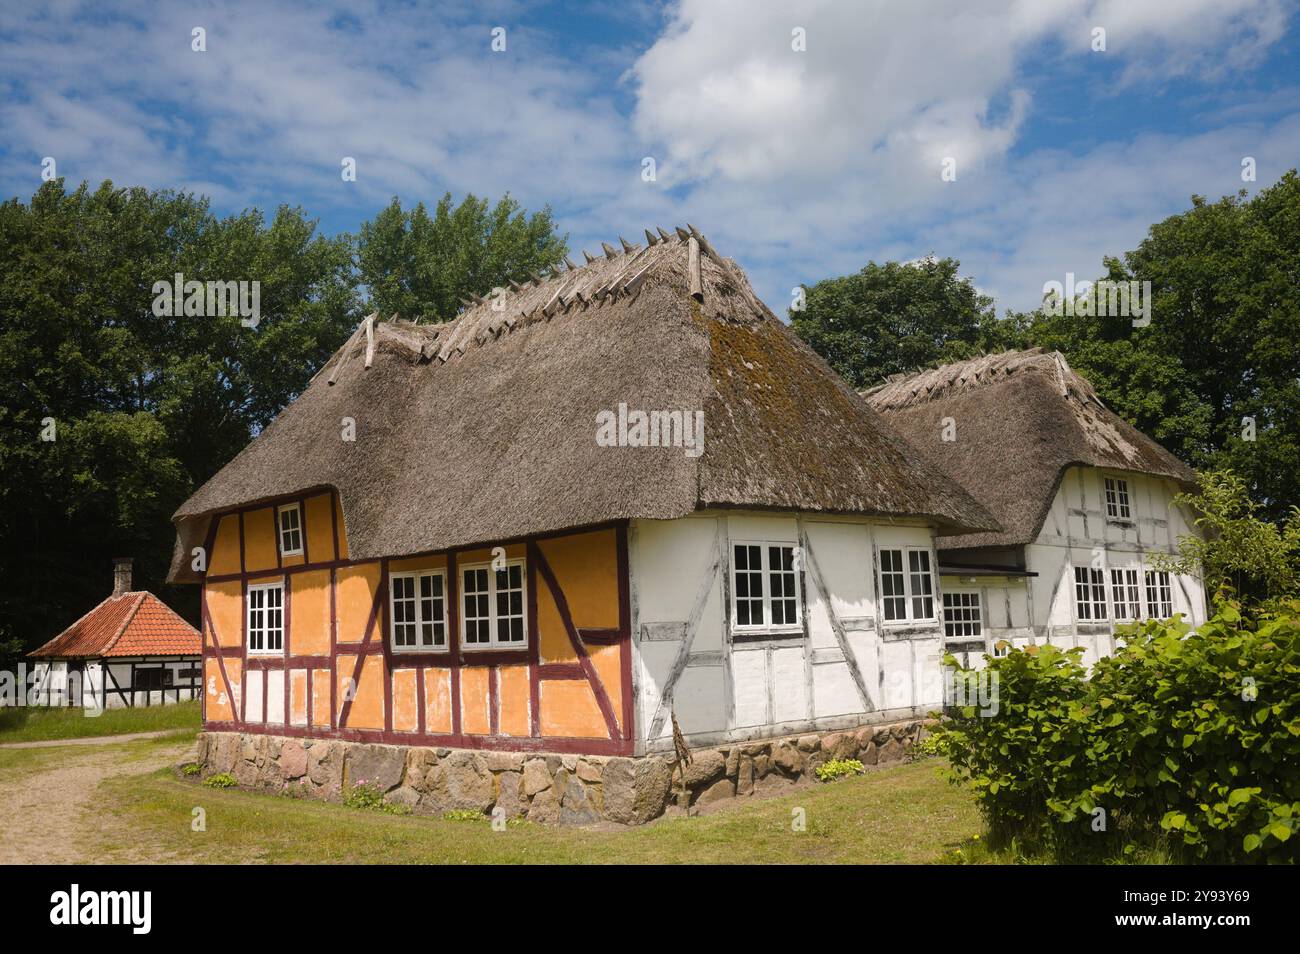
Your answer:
[194,719,928,826]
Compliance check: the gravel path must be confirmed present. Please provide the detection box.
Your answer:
[0,734,194,864]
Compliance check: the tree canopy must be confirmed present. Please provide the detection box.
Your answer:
[0,180,565,660]
[357,193,566,323]
[790,256,1030,390]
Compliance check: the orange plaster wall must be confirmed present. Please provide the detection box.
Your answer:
[540,680,607,738]
[459,667,491,735]
[536,583,576,665]
[538,530,620,629]
[336,563,380,644]
[498,665,531,737]
[424,668,452,734]
[337,653,384,730]
[311,668,331,727]
[289,569,331,656]
[208,514,241,576]
[391,668,419,732]
[243,507,277,572]
[388,554,447,574]
[304,493,335,562]
[588,643,623,734]
[334,496,349,559]
[204,658,236,721]
[206,580,243,648]
[290,670,309,726]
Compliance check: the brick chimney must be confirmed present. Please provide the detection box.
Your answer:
[112,557,133,597]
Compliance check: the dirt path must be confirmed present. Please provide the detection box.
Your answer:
[0,735,194,864]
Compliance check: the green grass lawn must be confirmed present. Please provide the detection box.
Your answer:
[0,700,200,743]
[94,757,982,864]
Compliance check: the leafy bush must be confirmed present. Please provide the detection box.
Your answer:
[343,781,410,815]
[203,772,237,789]
[442,809,487,821]
[180,762,201,777]
[928,603,1300,863]
[815,759,865,782]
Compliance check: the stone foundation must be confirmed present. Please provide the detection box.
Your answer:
[194,719,928,825]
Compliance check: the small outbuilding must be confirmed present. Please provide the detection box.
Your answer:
[28,558,202,708]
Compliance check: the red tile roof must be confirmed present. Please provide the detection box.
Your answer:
[29,592,200,659]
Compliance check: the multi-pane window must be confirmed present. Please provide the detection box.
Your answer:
[247,582,284,653]
[277,503,303,556]
[1104,477,1131,520]
[731,543,802,633]
[1110,567,1141,621]
[879,549,907,621]
[1145,570,1173,619]
[390,570,447,651]
[1073,566,1107,621]
[879,547,937,622]
[909,550,935,619]
[461,561,526,648]
[942,591,982,639]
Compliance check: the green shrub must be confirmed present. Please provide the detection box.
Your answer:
[442,809,487,821]
[180,762,201,777]
[203,772,237,789]
[815,759,865,782]
[929,602,1300,863]
[343,781,410,815]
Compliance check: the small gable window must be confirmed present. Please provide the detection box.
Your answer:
[1104,476,1131,521]
[247,581,285,654]
[390,570,447,652]
[731,542,803,635]
[277,503,303,556]
[461,560,526,649]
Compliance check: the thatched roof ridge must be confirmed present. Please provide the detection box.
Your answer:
[168,227,999,582]
[864,348,1197,550]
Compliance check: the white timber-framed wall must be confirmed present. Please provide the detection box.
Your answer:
[941,465,1207,668]
[628,508,946,754]
[26,656,201,709]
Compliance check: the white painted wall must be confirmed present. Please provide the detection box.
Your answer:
[942,466,1207,667]
[630,510,944,753]
[19,656,200,709]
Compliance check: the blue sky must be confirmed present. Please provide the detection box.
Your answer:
[2,0,1297,314]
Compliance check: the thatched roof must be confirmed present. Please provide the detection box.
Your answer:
[169,227,998,582]
[863,349,1197,550]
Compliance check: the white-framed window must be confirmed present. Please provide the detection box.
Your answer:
[461,560,526,648]
[277,503,303,556]
[247,581,284,654]
[1145,570,1173,619]
[1110,567,1142,621]
[990,638,1011,658]
[731,542,802,633]
[1104,476,1131,521]
[1073,565,1108,621]
[878,547,937,623]
[390,569,447,651]
[942,591,982,640]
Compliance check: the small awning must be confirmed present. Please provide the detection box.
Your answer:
[938,563,1038,578]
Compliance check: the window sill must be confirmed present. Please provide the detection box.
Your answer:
[280,549,304,558]
[458,643,529,653]
[731,627,803,641]
[247,649,285,657]
[391,646,450,655]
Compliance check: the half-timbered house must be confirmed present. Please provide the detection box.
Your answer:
[865,349,1207,666]
[27,558,201,709]
[169,226,999,780]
